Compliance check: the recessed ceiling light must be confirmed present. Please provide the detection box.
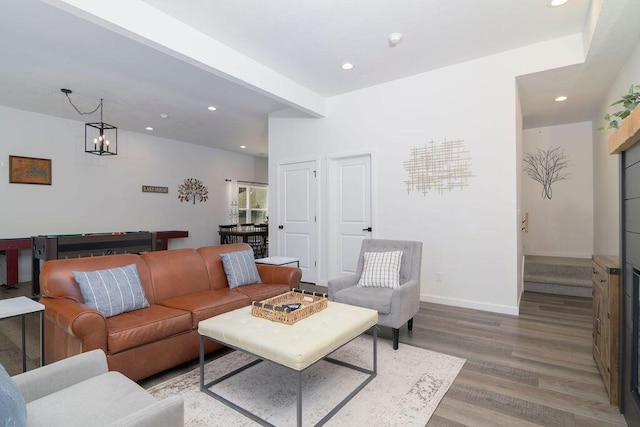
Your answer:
[207,106,217,111]
[145,127,153,131]
[341,63,354,70]
[160,113,168,119]
[548,0,569,7]
[240,145,246,149]
[554,96,568,102]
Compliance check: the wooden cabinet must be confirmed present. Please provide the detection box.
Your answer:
[592,255,620,405]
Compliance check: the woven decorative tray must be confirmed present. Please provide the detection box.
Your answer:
[251,289,328,325]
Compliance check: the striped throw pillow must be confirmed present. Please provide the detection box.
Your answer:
[357,250,403,288]
[73,264,149,317]
[220,249,262,289]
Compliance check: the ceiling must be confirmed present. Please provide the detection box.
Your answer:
[1,0,639,156]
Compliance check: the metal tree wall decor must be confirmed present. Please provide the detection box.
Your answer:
[178,178,209,204]
[523,146,570,200]
[403,138,473,195]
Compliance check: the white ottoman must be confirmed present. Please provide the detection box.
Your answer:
[198,301,378,426]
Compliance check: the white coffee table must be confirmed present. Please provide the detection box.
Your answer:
[0,296,45,372]
[198,301,378,426]
[255,256,300,268]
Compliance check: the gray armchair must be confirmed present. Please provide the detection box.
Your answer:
[11,349,184,426]
[328,239,422,350]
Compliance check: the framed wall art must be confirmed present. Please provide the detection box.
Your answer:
[9,155,52,185]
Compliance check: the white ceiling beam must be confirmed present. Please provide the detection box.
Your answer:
[41,0,327,118]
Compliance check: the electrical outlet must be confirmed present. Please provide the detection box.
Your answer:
[435,272,442,282]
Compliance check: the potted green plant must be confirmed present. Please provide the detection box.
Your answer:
[598,84,640,130]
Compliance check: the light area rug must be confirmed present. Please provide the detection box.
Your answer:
[148,335,465,426]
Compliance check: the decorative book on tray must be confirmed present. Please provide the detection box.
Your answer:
[251,288,327,324]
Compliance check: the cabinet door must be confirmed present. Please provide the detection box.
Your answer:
[593,282,606,373]
[602,299,611,385]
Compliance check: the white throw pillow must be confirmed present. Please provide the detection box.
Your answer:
[357,250,403,288]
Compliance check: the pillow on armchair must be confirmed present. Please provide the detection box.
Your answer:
[0,365,27,427]
[357,250,403,289]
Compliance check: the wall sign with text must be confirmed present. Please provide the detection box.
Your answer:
[142,185,169,194]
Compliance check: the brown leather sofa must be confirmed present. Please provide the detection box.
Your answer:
[39,243,301,381]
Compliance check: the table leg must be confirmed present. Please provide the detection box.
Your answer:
[199,335,205,391]
[297,371,303,427]
[6,249,19,288]
[373,325,377,374]
[21,315,26,372]
[40,311,45,366]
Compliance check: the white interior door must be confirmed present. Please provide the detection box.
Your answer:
[278,161,317,282]
[330,154,372,279]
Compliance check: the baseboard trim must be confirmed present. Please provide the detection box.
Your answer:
[420,293,519,316]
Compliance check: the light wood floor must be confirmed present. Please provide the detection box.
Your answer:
[0,283,627,426]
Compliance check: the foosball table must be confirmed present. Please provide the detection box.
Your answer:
[31,231,155,295]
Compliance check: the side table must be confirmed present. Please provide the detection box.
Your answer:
[0,238,31,289]
[255,256,300,268]
[0,296,44,372]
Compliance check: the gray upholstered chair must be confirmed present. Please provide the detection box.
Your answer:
[10,349,184,426]
[328,239,422,350]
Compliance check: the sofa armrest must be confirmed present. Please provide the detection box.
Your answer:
[108,396,184,427]
[13,349,108,403]
[42,297,108,353]
[327,275,360,300]
[256,264,302,288]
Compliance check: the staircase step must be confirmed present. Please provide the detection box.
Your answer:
[523,275,591,287]
[524,281,592,297]
[523,255,592,296]
[524,256,591,281]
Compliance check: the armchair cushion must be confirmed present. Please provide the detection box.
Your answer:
[26,371,158,426]
[0,365,27,427]
[220,249,261,288]
[12,349,183,427]
[333,287,393,314]
[73,264,149,318]
[357,250,403,288]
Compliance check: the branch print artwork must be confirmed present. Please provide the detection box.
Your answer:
[523,146,570,200]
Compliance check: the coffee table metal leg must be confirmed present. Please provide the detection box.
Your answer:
[39,311,44,366]
[199,329,376,426]
[373,325,377,373]
[297,370,303,427]
[21,315,26,372]
[199,335,205,391]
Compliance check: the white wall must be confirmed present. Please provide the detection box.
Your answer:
[0,106,267,281]
[268,35,585,315]
[516,85,525,303]
[522,122,594,258]
[593,38,640,256]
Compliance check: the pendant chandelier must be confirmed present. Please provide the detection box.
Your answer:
[61,88,118,156]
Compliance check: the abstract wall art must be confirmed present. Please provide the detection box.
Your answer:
[403,138,473,195]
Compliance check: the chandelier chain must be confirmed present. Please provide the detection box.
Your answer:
[63,91,102,116]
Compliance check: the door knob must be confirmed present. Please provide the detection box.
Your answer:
[278,225,284,229]
[362,227,372,232]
